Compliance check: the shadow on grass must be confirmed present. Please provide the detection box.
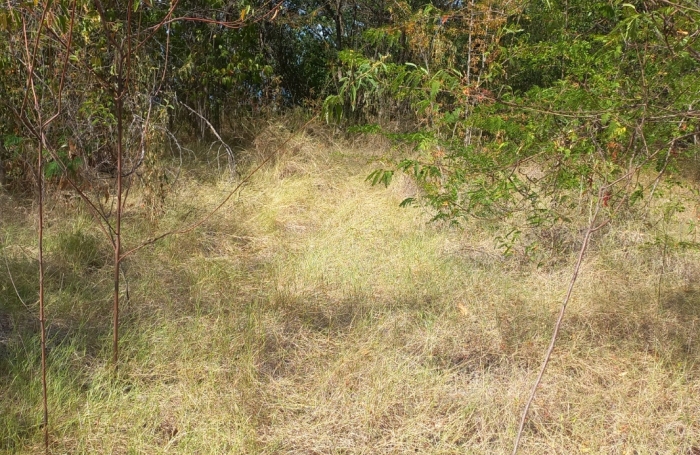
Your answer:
[560,284,700,369]
[0,230,115,452]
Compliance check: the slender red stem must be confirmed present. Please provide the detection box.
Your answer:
[38,140,48,453]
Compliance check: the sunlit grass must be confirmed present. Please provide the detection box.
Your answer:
[1,129,700,453]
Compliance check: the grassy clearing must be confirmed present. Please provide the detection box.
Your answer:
[2,128,700,454]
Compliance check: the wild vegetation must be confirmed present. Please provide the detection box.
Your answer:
[1,0,700,453]
[3,130,700,453]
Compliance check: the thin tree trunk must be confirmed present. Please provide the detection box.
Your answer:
[113,60,123,372]
[334,12,343,49]
[38,143,49,453]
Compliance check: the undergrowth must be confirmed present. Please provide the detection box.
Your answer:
[1,129,700,454]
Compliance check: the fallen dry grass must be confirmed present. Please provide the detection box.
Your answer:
[1,126,700,454]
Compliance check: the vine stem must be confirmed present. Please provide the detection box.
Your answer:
[511,190,608,455]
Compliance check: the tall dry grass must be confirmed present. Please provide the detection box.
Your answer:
[1,125,700,454]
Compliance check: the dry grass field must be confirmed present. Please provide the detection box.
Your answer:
[2,125,700,454]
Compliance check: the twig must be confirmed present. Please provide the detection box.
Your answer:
[156,125,190,185]
[3,254,30,311]
[120,114,318,261]
[122,101,152,178]
[657,231,668,308]
[180,101,236,177]
[511,188,608,455]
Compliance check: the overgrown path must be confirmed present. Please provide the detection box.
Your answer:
[2,136,700,453]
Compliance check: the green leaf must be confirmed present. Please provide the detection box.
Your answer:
[366,169,394,187]
[3,135,23,148]
[44,161,62,179]
[399,198,416,207]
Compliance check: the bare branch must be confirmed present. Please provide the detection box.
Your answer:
[120,115,318,261]
[180,101,236,176]
[512,189,607,455]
